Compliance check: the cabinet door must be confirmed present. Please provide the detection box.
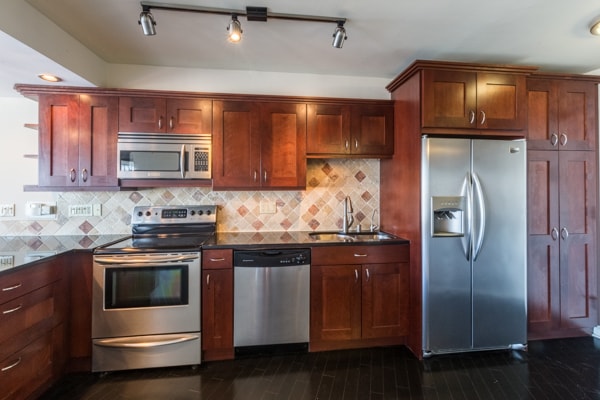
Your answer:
[361,263,409,339]
[527,151,560,335]
[118,97,166,132]
[527,79,597,151]
[558,151,597,331]
[260,102,306,188]
[78,95,118,187]
[351,104,394,156]
[557,81,597,151]
[166,99,212,134]
[202,269,233,361]
[38,94,80,187]
[527,79,559,150]
[212,100,261,189]
[306,103,351,155]
[422,69,477,128]
[476,72,526,130]
[310,265,361,342]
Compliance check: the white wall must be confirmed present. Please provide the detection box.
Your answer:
[0,97,54,219]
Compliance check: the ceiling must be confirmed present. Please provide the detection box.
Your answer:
[3,0,600,97]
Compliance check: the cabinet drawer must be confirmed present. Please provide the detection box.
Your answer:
[311,244,409,266]
[0,332,53,400]
[202,249,233,270]
[0,284,59,362]
[0,263,60,304]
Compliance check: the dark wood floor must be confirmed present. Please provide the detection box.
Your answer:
[40,337,600,400]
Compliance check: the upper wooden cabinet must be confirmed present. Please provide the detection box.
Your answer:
[306,102,394,157]
[119,97,212,134]
[212,100,306,189]
[421,69,527,131]
[527,78,597,151]
[38,94,118,189]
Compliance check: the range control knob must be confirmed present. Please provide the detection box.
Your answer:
[137,211,143,217]
[190,210,196,216]
[145,211,151,217]
[198,210,204,216]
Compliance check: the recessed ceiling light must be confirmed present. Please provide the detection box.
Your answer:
[37,74,62,83]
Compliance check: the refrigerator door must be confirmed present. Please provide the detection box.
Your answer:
[422,137,472,353]
[471,139,527,349]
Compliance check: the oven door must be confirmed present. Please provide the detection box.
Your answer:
[92,252,200,339]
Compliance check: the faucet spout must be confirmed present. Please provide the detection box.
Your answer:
[342,196,354,233]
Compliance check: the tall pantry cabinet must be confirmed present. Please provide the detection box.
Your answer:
[526,76,598,339]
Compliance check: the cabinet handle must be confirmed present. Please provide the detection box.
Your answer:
[365,268,370,282]
[1,357,21,372]
[551,227,559,241]
[560,133,568,146]
[469,110,476,125]
[263,170,268,182]
[69,168,76,182]
[561,227,569,240]
[2,304,22,315]
[169,116,174,130]
[2,283,22,292]
[355,139,359,149]
[209,258,225,262]
[480,110,486,125]
[550,133,559,146]
[81,168,88,182]
[345,140,349,150]
[206,274,210,287]
[253,170,258,182]
[354,269,359,283]
[158,116,163,130]
[353,253,368,257]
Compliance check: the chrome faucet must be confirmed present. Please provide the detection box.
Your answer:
[370,209,379,232]
[342,196,354,233]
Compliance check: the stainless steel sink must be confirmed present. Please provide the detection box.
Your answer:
[308,231,396,242]
[308,232,355,242]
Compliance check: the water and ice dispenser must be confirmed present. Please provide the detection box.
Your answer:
[431,196,465,237]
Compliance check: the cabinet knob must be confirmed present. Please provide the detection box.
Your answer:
[81,168,88,182]
[551,227,559,241]
[560,227,569,240]
[559,133,568,146]
[550,133,559,146]
[69,168,76,182]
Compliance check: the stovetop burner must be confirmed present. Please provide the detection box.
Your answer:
[95,205,217,254]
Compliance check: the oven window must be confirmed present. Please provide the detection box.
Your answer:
[119,151,188,172]
[104,265,189,309]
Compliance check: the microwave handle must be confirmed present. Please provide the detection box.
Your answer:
[180,145,186,179]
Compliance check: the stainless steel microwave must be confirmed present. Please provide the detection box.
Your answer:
[117,132,211,180]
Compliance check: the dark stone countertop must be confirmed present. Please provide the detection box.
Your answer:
[206,230,409,250]
[0,235,128,274]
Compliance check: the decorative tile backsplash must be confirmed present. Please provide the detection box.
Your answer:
[0,159,380,236]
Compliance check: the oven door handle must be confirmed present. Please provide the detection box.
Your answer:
[94,254,200,265]
[94,333,199,349]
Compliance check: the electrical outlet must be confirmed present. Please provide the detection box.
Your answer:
[0,255,14,267]
[92,204,102,217]
[25,202,56,219]
[0,204,15,217]
[68,204,93,217]
[259,200,277,214]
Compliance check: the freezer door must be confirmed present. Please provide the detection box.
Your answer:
[422,138,472,353]
[471,139,527,349]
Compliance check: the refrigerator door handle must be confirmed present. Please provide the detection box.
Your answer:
[472,172,486,261]
[460,173,473,261]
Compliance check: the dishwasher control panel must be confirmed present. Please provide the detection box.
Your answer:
[233,249,311,267]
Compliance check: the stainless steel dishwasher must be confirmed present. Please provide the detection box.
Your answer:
[233,248,310,355]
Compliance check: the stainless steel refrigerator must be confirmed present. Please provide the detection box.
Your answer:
[421,137,527,357]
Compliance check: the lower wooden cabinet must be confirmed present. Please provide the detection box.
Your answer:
[310,244,409,351]
[201,249,234,361]
[0,259,66,400]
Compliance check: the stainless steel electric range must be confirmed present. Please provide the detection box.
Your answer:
[91,205,217,372]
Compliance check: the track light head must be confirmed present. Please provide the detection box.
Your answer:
[139,8,156,36]
[227,14,243,43]
[332,21,347,48]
